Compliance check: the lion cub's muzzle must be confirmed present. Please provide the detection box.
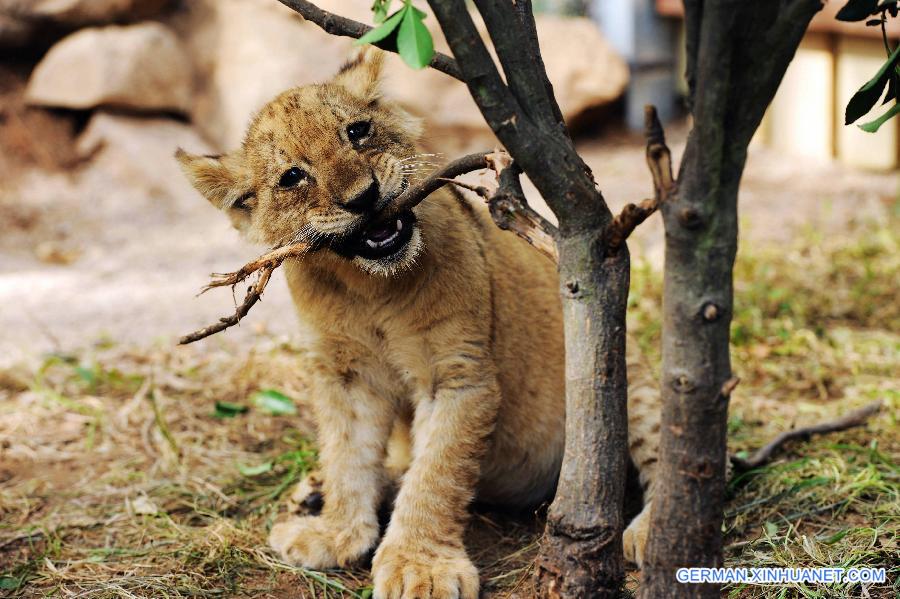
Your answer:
[330,208,417,261]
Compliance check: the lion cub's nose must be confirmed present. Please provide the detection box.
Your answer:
[342,179,380,213]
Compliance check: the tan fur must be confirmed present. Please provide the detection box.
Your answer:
[178,48,661,598]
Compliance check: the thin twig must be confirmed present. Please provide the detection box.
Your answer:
[276,0,462,80]
[180,152,499,344]
[179,267,274,345]
[204,244,310,291]
[731,400,885,471]
[607,105,676,250]
[386,152,497,217]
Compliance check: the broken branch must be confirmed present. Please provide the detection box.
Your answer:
[180,151,500,344]
[607,105,676,250]
[204,244,310,291]
[442,158,559,262]
[731,399,885,471]
[179,267,274,345]
[276,0,462,81]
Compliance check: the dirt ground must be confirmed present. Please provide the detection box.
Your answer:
[1,68,898,597]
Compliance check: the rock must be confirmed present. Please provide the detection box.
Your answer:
[0,13,34,46]
[179,1,626,152]
[534,15,629,119]
[25,22,191,113]
[0,0,171,27]
[75,112,212,201]
[386,13,628,151]
[176,0,353,150]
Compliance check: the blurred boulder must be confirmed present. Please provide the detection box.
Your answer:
[76,111,214,203]
[25,22,191,113]
[177,0,352,151]
[0,13,34,46]
[0,0,170,27]
[179,0,626,153]
[532,15,628,120]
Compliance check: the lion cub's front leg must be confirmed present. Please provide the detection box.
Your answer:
[269,364,395,569]
[372,347,500,599]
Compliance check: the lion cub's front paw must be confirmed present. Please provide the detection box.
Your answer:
[623,503,651,568]
[286,472,325,516]
[372,540,479,599]
[269,516,378,569]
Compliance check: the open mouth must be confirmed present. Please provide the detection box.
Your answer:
[349,209,416,260]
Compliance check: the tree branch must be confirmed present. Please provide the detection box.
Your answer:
[202,244,310,292]
[731,400,884,471]
[179,267,274,345]
[511,0,567,130]
[383,151,496,218]
[180,151,500,344]
[276,0,462,80]
[441,157,559,262]
[607,105,674,250]
[472,0,563,129]
[427,0,605,232]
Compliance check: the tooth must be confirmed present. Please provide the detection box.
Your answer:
[396,219,403,231]
[366,239,378,248]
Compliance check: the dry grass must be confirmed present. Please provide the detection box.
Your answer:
[1,210,898,598]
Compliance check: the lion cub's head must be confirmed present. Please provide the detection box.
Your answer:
[177,49,425,276]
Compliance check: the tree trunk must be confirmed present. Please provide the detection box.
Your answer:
[639,1,824,596]
[424,2,630,595]
[536,232,630,598]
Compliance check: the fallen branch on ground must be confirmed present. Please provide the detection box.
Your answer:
[180,151,503,344]
[730,399,885,471]
[277,0,462,80]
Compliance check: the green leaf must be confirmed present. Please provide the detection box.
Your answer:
[836,0,879,21]
[0,577,20,590]
[74,365,96,385]
[252,389,297,415]
[371,0,393,23]
[845,44,900,124]
[396,5,434,69]
[885,73,898,104]
[764,521,779,537]
[821,528,851,544]
[238,461,273,476]
[213,400,248,419]
[357,6,407,46]
[859,101,900,131]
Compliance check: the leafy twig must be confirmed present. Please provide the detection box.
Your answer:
[276,0,461,79]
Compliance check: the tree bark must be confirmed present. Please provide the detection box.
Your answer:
[639,1,823,597]
[536,232,630,598]
[425,2,630,595]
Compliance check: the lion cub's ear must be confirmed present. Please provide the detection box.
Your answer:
[333,46,385,100]
[175,149,253,211]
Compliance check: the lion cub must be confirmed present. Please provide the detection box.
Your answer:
[178,49,660,599]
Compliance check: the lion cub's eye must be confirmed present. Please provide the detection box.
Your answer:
[346,121,371,143]
[278,167,308,188]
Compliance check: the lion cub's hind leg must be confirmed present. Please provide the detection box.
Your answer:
[622,341,662,568]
